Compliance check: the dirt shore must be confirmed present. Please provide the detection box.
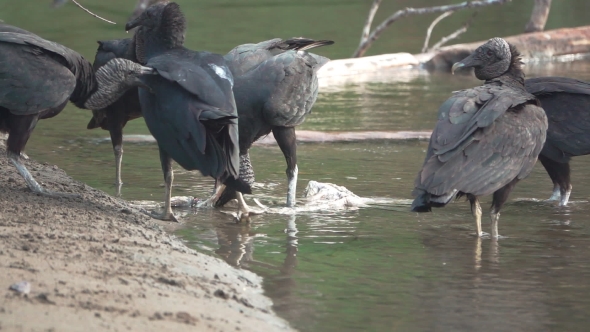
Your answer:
[0,140,293,331]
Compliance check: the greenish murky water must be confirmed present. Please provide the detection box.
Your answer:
[4,1,590,331]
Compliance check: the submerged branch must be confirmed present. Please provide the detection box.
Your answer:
[352,0,511,58]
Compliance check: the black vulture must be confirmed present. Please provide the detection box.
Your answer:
[87,38,142,194]
[215,37,333,214]
[411,38,548,238]
[0,23,155,198]
[125,2,250,222]
[85,36,332,212]
[524,77,590,206]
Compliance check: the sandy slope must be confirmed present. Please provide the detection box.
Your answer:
[0,140,293,331]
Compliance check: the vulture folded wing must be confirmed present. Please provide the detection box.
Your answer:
[417,86,545,197]
[0,32,77,114]
[526,77,590,160]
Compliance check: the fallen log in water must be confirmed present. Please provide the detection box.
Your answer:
[317,26,590,85]
[424,25,590,71]
[102,130,433,146]
[253,130,432,145]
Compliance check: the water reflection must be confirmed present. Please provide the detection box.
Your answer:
[214,215,298,274]
[419,231,552,332]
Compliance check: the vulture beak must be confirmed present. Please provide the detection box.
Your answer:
[451,62,464,75]
[451,53,482,75]
[125,17,142,32]
[140,66,157,75]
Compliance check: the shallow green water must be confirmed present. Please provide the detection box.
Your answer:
[4,1,590,331]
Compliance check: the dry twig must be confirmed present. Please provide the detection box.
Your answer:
[359,0,383,46]
[524,0,552,33]
[422,11,454,53]
[352,0,511,58]
[426,11,479,53]
[70,0,116,24]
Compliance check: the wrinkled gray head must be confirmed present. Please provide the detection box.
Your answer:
[126,2,186,55]
[451,37,512,80]
[126,2,169,30]
[125,2,185,36]
[85,58,156,110]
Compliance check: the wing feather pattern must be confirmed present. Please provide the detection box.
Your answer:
[526,77,590,161]
[140,49,239,178]
[416,85,547,198]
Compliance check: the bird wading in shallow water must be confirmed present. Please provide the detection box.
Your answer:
[87,38,143,195]
[0,23,155,198]
[411,37,548,238]
[125,2,251,222]
[214,37,333,215]
[524,77,590,206]
[89,30,331,218]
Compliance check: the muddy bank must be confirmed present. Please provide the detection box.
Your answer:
[0,140,293,331]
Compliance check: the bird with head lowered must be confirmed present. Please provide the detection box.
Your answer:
[124,2,251,222]
[0,23,154,198]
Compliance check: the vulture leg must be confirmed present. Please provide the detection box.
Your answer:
[7,113,79,199]
[490,178,519,239]
[273,126,298,207]
[233,152,265,220]
[197,183,225,208]
[235,192,251,222]
[108,124,124,196]
[539,155,572,206]
[490,210,501,239]
[548,184,561,202]
[560,185,572,207]
[468,194,485,237]
[147,149,177,222]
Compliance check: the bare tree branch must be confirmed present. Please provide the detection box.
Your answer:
[352,0,511,58]
[70,0,116,24]
[524,0,551,33]
[430,27,468,52]
[422,11,454,53]
[359,0,383,46]
[427,11,478,52]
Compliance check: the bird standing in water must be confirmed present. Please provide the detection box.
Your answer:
[524,76,590,206]
[411,38,548,238]
[215,37,333,215]
[0,23,154,198]
[125,2,250,221]
[87,38,142,195]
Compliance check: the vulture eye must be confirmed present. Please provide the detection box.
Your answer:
[486,50,494,57]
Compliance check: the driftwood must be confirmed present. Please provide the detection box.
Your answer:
[317,26,590,84]
[525,0,552,33]
[424,25,590,71]
[422,11,479,53]
[352,0,510,58]
[99,130,433,146]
